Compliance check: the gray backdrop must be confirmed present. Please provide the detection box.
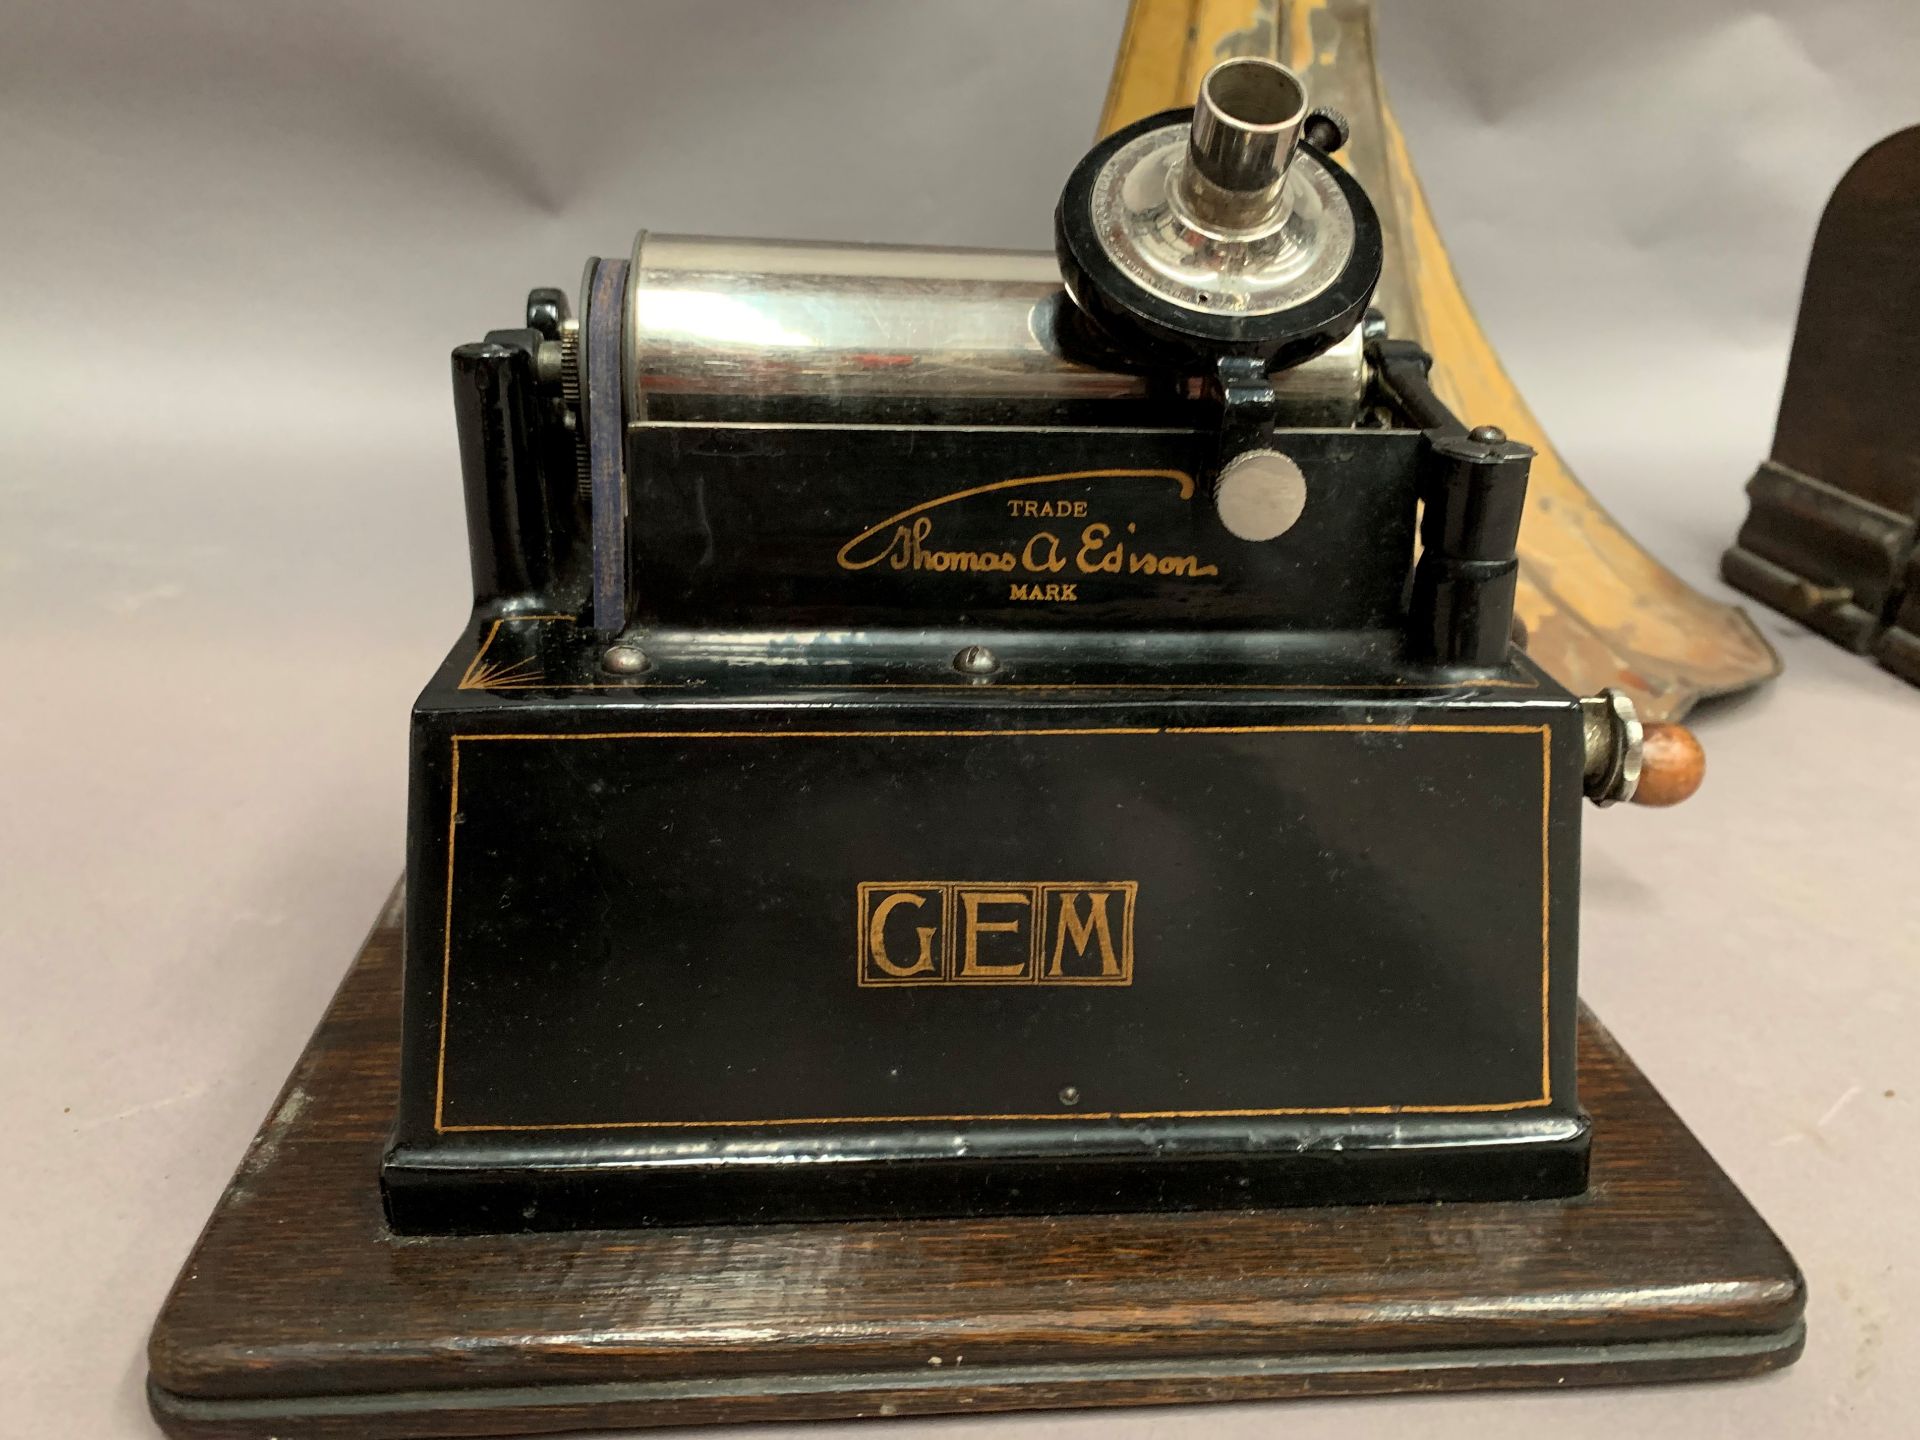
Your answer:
[2,3,1915,1436]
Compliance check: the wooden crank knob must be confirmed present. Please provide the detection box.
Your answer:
[1632,723,1706,807]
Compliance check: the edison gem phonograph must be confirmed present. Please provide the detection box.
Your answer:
[149,49,1801,1440]
[384,57,1703,1230]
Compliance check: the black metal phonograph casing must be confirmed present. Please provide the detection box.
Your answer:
[381,59,1675,1234]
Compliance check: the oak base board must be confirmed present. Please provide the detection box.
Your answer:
[147,884,1804,1438]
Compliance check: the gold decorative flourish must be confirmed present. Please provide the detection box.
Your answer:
[462,655,546,690]
[457,613,571,690]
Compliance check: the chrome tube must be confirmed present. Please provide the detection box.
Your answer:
[1182,57,1308,233]
[1190,57,1307,189]
[623,232,1366,427]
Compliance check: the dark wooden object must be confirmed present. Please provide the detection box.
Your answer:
[1722,125,1920,683]
[148,887,1804,1438]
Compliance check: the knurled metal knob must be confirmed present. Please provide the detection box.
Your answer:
[1214,449,1308,542]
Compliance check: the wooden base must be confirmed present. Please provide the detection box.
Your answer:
[148,886,1804,1438]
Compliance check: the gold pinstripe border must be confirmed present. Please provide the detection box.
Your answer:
[434,723,1555,1132]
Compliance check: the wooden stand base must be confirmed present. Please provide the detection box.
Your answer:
[148,886,1803,1438]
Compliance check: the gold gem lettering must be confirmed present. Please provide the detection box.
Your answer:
[957,890,1032,979]
[866,890,939,978]
[1048,889,1121,978]
[858,882,1135,986]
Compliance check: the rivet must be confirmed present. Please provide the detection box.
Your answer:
[952,645,999,677]
[599,643,652,676]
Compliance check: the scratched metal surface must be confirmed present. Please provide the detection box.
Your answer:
[1,2,1915,1436]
